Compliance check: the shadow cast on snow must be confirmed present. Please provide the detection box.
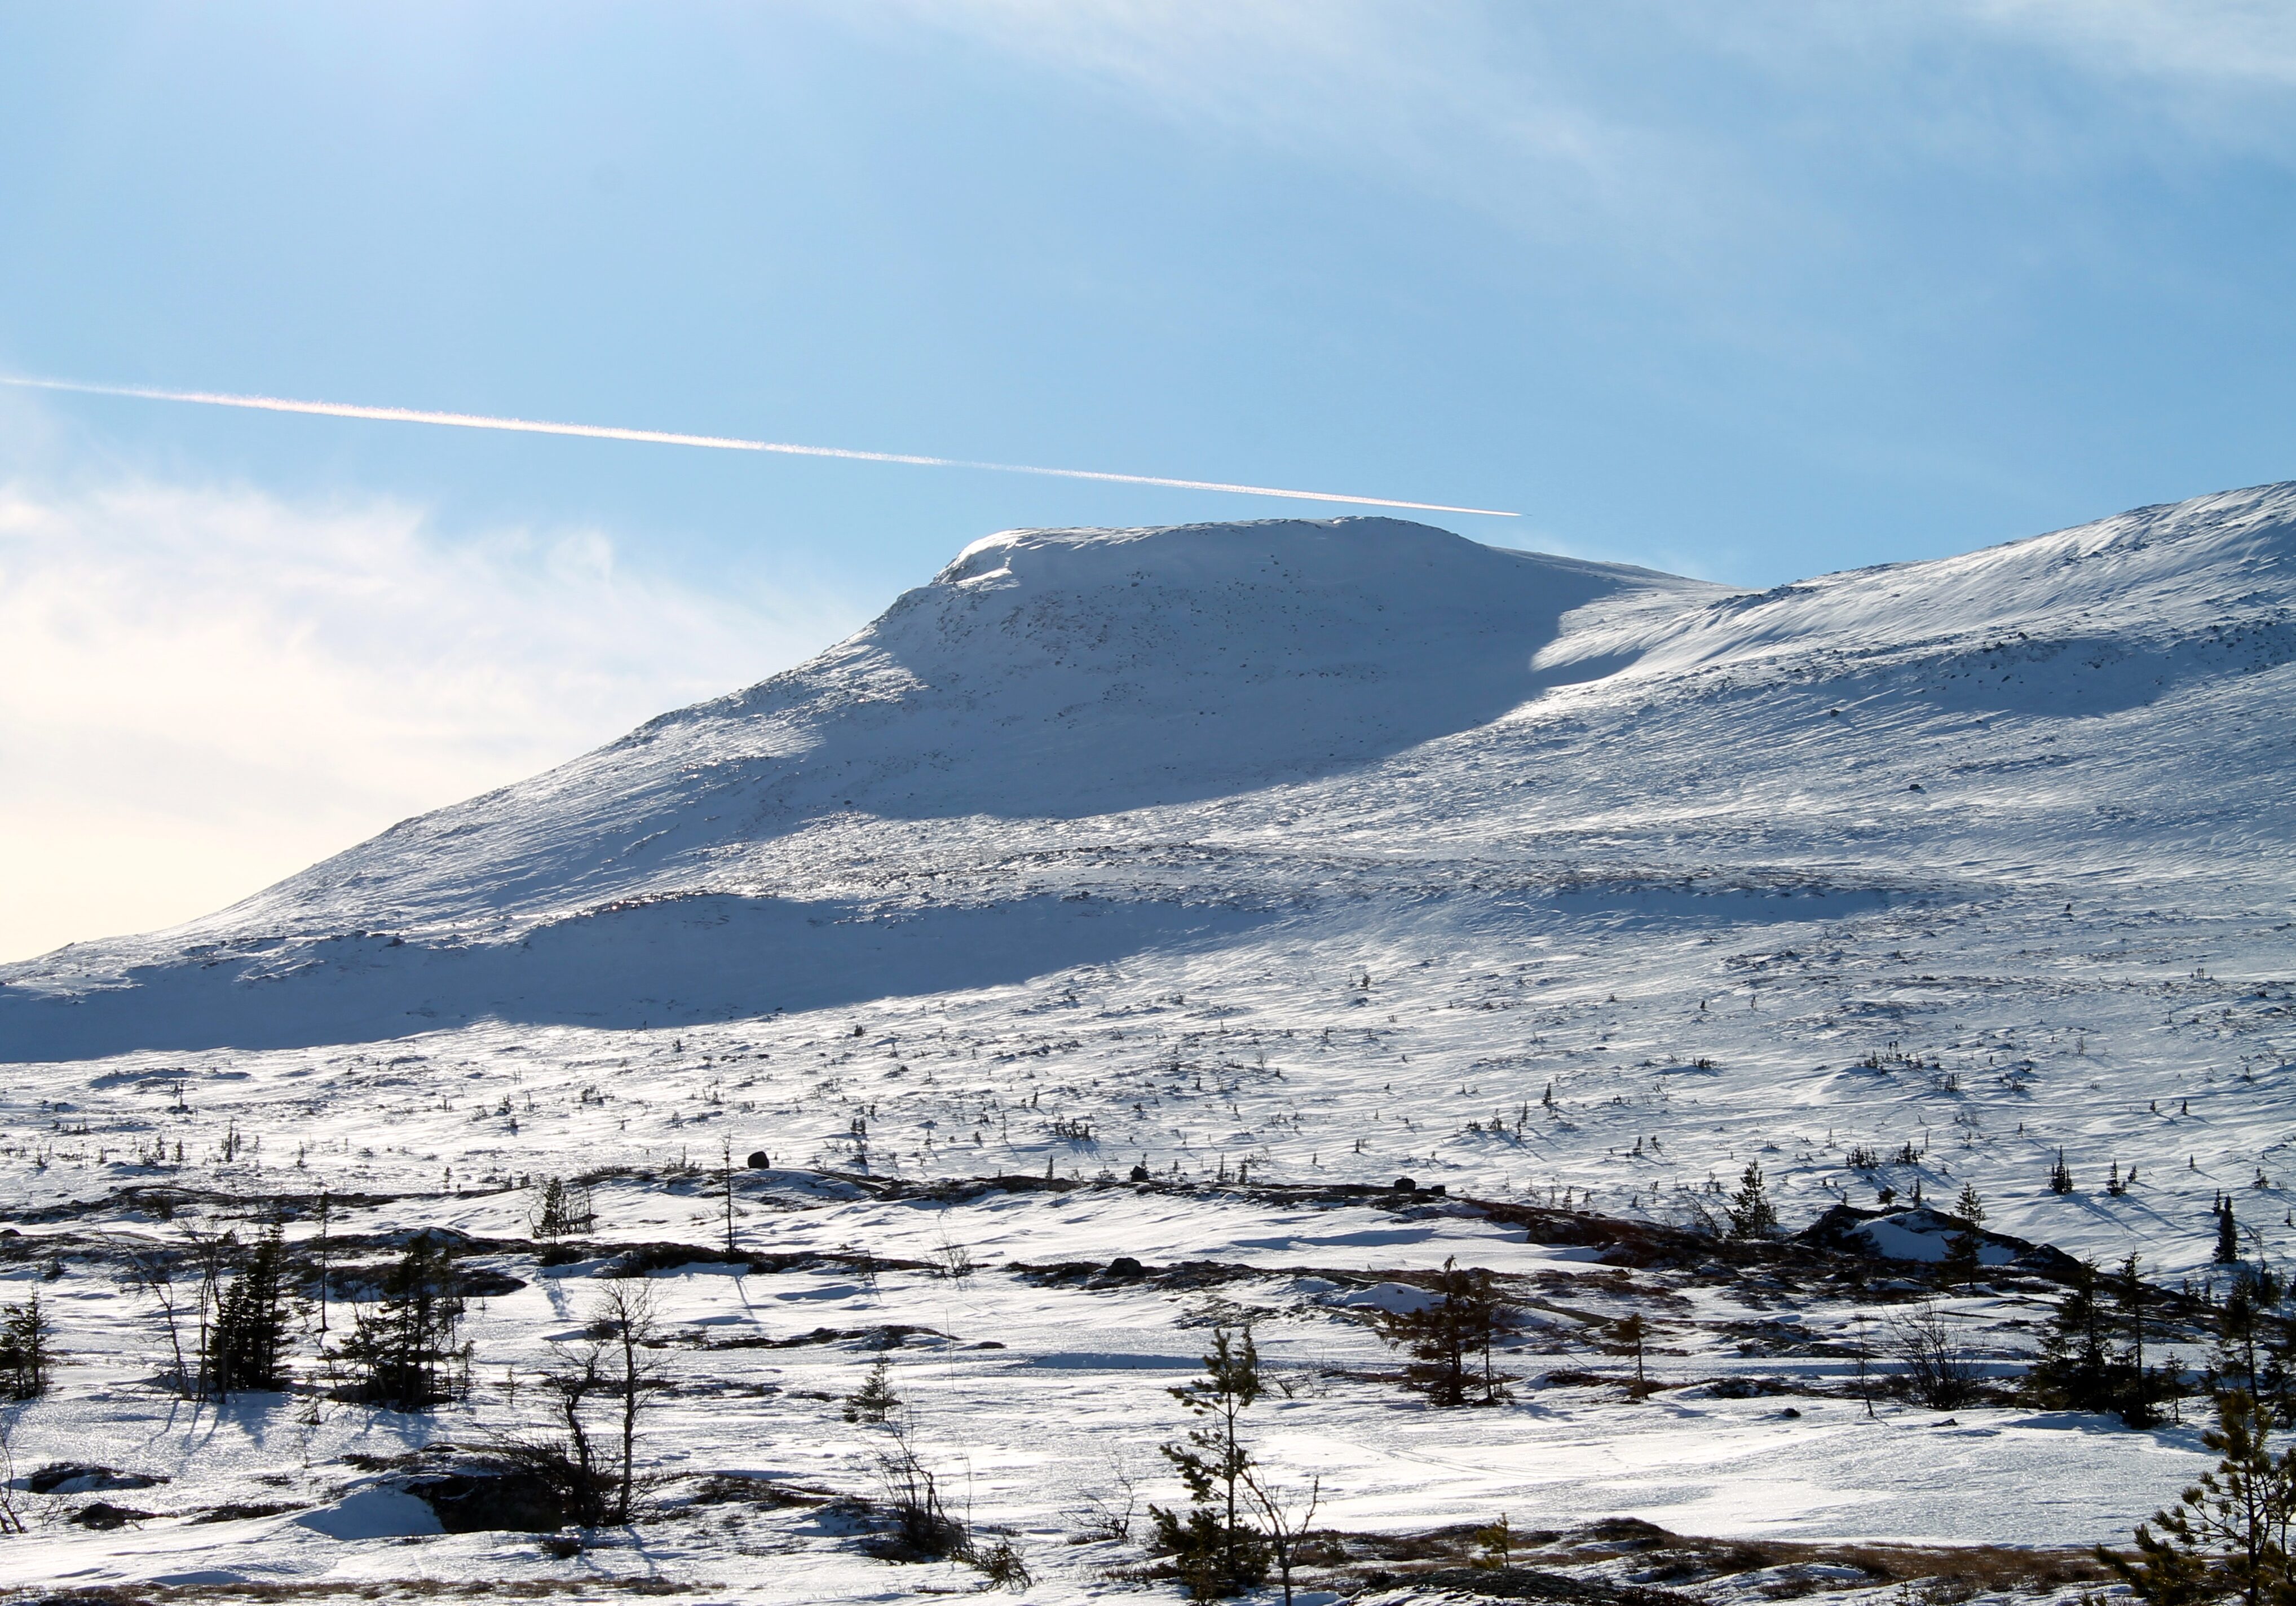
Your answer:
[1,894,1277,1062]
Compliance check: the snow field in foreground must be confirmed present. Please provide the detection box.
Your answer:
[0,1179,2231,1602]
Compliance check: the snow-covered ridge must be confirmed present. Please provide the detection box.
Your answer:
[1563,482,2296,683]
[21,517,1725,955]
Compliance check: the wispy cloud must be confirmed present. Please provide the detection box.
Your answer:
[851,1,2296,247]
[0,467,860,962]
[1964,0,2296,89]
[840,1,1752,257]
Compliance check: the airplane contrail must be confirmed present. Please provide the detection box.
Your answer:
[0,374,1519,518]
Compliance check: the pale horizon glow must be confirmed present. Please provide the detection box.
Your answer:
[0,376,1521,520]
[0,470,864,964]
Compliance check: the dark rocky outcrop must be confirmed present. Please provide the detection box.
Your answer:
[1796,1203,2083,1280]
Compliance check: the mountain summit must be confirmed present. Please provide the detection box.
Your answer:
[232,517,1712,934]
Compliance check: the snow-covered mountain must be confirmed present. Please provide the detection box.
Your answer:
[6,485,2296,1596]
[6,487,2295,1276]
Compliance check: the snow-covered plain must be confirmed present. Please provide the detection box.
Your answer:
[2,489,2294,1601]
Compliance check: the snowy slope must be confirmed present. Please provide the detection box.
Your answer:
[39,517,1715,940]
[5,488,2296,1595]
[6,488,2296,1264]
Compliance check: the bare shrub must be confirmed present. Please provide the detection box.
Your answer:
[1891,1303,1982,1410]
[1072,1447,1140,1543]
[871,1440,968,1560]
[0,1413,24,1534]
[491,1281,666,1529]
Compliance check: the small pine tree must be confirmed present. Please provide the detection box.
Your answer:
[1954,1183,1985,1225]
[0,1289,56,1400]
[2098,1389,2295,1606]
[845,1355,900,1423]
[2216,1197,2242,1265]
[2049,1150,2074,1195]
[1727,1162,1778,1238]
[1150,1326,1270,1599]
[1472,1514,1515,1570]
[1374,1259,1516,1406]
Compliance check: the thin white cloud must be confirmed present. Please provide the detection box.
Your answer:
[0,473,861,963]
[846,1,2296,245]
[837,0,1757,258]
[1963,0,2296,88]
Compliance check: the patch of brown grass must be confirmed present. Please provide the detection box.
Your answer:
[1306,1515,2109,1601]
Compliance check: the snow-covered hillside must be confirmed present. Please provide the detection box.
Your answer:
[6,488,2296,1270]
[2,487,2294,1597]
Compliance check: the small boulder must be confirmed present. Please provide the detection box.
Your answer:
[1128,1164,1151,1183]
[73,1502,153,1530]
[407,1467,567,1533]
[28,1464,167,1495]
[1105,1256,1146,1279]
[747,1150,772,1170]
[1392,1176,1418,1193]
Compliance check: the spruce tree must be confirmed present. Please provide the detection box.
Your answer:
[2115,1254,2163,1429]
[2211,1274,2294,1428]
[2049,1150,2074,1195]
[2213,1280,2266,1401]
[2028,1260,2114,1413]
[210,1225,294,1396]
[2262,1316,2296,1432]
[1939,1223,1982,1290]
[2218,1197,2243,1265]
[339,1235,466,1411]
[0,1289,55,1400]
[845,1355,900,1424]
[530,1177,594,1241]
[1727,1162,1778,1238]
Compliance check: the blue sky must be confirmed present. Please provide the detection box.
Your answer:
[4,1,2295,956]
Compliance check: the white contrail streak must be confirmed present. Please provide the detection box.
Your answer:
[0,375,1519,518]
